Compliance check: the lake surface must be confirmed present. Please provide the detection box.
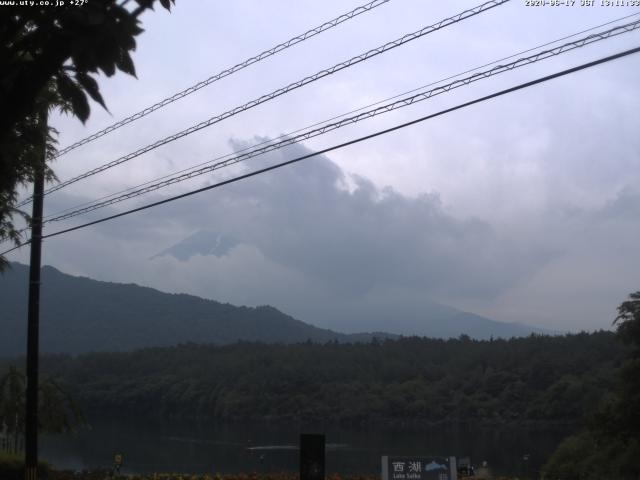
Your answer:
[41,418,571,477]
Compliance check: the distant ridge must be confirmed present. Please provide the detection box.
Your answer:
[149,230,552,339]
[0,263,548,356]
[0,263,393,356]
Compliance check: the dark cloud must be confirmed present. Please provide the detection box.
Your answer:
[33,140,565,333]
[117,141,554,300]
[4,0,635,335]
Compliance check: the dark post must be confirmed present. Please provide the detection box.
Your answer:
[24,106,47,480]
[300,434,325,480]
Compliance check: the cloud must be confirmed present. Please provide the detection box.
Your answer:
[10,0,638,333]
[27,140,567,331]
[473,186,640,331]
[10,127,639,333]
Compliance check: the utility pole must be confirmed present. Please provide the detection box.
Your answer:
[25,105,47,480]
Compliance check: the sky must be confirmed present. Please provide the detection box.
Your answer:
[6,0,640,333]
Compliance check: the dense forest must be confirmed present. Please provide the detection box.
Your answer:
[2,331,625,426]
[542,292,640,479]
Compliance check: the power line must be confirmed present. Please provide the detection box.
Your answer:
[40,19,640,224]
[3,44,638,256]
[17,0,509,207]
[53,0,393,158]
[40,11,640,222]
[1,242,25,256]
[5,15,639,245]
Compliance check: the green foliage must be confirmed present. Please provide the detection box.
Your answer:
[542,431,640,480]
[9,331,624,426]
[0,0,175,268]
[0,96,55,271]
[0,368,25,453]
[543,291,640,479]
[0,367,85,454]
[614,291,640,354]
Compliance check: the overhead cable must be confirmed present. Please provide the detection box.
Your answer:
[41,19,640,223]
[54,0,394,158]
[17,0,510,207]
[41,11,640,222]
[3,44,638,257]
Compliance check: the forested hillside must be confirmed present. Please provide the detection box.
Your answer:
[0,263,388,355]
[11,331,624,425]
[0,263,547,356]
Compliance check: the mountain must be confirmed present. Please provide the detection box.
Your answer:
[0,263,547,356]
[152,230,550,340]
[150,230,239,261]
[333,304,550,340]
[1,263,393,356]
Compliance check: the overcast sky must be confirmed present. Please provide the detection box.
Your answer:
[6,0,640,332]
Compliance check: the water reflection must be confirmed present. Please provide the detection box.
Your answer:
[41,417,571,477]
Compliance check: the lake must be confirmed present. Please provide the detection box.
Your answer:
[41,418,571,477]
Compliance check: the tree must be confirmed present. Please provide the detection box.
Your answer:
[614,291,640,354]
[0,368,24,453]
[543,291,640,480]
[610,291,640,441]
[0,367,83,454]
[0,0,175,270]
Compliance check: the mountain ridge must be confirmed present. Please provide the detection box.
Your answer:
[1,262,394,356]
[1,262,547,356]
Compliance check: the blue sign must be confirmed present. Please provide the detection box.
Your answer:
[382,456,457,480]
